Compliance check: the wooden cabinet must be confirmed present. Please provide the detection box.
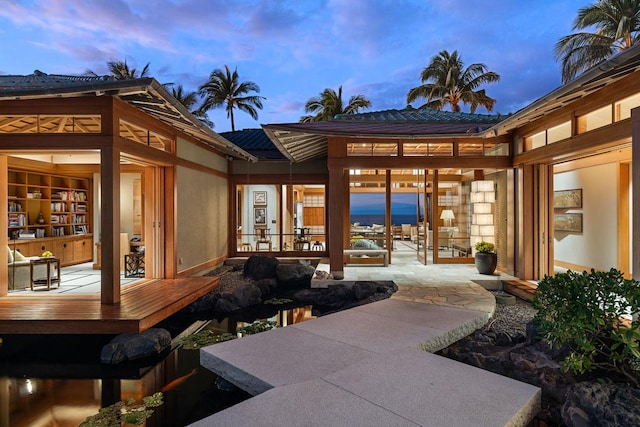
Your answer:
[12,235,93,267]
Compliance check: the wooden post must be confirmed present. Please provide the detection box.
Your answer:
[328,166,345,279]
[101,145,121,304]
[632,107,640,281]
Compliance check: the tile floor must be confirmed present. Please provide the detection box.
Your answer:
[9,262,140,294]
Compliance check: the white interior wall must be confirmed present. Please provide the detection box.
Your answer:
[554,163,618,271]
[244,185,278,244]
[119,174,138,237]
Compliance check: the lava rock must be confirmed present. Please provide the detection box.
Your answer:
[276,263,315,288]
[562,381,640,426]
[231,283,263,308]
[101,328,171,364]
[294,284,356,307]
[353,282,376,300]
[214,297,240,313]
[243,255,279,280]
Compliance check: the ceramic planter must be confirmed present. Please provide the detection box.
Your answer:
[475,252,497,275]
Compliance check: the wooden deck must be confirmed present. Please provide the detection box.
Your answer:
[0,277,220,334]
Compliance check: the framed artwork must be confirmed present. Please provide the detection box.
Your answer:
[554,213,582,233]
[254,207,267,225]
[554,189,582,209]
[253,191,267,206]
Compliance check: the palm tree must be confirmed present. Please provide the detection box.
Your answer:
[301,86,371,122]
[86,59,151,80]
[198,65,265,132]
[555,0,640,83]
[406,50,500,113]
[169,85,213,128]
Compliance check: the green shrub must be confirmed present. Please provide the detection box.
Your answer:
[533,268,640,386]
[474,241,494,253]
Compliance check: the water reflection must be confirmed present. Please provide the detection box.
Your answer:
[0,305,315,426]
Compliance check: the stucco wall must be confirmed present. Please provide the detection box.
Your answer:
[177,137,228,171]
[176,138,228,273]
[554,163,617,271]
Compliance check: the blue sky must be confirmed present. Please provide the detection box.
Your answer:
[0,0,592,133]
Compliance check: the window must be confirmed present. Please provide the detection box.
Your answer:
[577,105,611,134]
[524,130,546,151]
[615,92,640,121]
[347,142,398,156]
[119,120,171,151]
[0,115,101,133]
[547,121,571,144]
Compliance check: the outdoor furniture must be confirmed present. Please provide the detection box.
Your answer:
[401,224,412,240]
[343,249,388,267]
[30,257,60,291]
[124,252,145,278]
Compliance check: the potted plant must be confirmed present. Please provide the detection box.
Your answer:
[474,241,497,275]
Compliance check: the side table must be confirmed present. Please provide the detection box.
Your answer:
[30,257,61,291]
[124,253,145,278]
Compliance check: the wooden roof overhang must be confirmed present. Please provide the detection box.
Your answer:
[263,121,501,163]
[0,74,257,162]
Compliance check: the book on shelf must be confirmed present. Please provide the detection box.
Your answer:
[8,201,23,212]
[8,213,26,226]
[74,225,89,234]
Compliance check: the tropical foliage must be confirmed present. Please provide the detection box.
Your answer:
[534,268,640,386]
[556,0,640,83]
[169,85,213,127]
[301,85,371,122]
[406,50,500,113]
[198,65,265,131]
[86,59,150,80]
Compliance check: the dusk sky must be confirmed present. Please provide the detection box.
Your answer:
[1,0,592,132]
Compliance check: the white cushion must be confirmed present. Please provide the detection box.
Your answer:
[13,250,27,262]
[7,247,13,264]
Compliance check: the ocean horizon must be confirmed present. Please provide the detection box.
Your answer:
[350,214,418,226]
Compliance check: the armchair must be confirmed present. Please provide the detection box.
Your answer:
[6,246,50,290]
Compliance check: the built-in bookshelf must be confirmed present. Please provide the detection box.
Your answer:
[7,169,91,240]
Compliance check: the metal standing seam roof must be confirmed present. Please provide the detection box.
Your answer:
[0,71,256,161]
[220,128,286,160]
[333,107,507,123]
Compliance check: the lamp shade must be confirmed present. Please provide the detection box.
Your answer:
[440,209,455,220]
[471,180,494,192]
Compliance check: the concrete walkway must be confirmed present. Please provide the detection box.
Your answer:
[193,254,541,426]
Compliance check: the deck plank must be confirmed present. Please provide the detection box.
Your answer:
[0,277,220,334]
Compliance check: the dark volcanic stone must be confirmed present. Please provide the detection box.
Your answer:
[100,328,171,364]
[276,263,315,288]
[243,255,279,280]
[562,381,640,427]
